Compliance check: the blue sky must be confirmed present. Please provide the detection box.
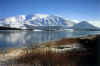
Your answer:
[0,0,99,21]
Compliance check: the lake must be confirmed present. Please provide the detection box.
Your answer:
[0,30,100,49]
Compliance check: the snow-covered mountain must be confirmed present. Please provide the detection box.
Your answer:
[0,14,99,30]
[25,14,75,26]
[73,21,100,30]
[0,14,75,30]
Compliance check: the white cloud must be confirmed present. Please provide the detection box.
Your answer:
[89,20,100,27]
[5,17,16,22]
[71,19,80,23]
[35,14,49,18]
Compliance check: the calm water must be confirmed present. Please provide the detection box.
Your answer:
[0,30,100,48]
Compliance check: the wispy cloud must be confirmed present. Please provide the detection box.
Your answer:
[89,20,100,27]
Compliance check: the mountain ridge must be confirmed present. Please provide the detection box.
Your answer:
[0,14,99,30]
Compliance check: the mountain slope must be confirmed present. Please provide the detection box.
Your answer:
[73,21,100,30]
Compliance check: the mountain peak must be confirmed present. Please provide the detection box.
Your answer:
[80,21,90,24]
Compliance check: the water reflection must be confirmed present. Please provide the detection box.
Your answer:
[0,30,100,48]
